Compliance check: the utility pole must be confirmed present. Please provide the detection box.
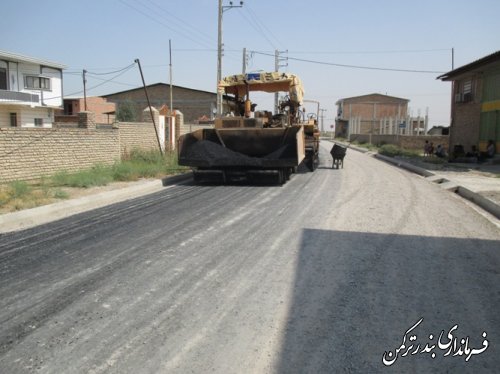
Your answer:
[82,69,87,111]
[169,39,173,114]
[319,108,327,133]
[135,58,163,155]
[217,0,243,116]
[274,49,288,114]
[242,47,247,74]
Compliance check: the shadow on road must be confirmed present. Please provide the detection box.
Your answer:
[277,229,500,373]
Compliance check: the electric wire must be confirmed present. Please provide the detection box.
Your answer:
[245,4,283,48]
[142,0,216,46]
[118,0,213,50]
[250,51,446,74]
[236,8,276,50]
[85,63,137,76]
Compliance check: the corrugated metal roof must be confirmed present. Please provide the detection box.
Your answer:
[437,50,500,81]
[0,50,67,69]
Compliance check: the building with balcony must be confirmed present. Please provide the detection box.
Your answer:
[0,50,66,128]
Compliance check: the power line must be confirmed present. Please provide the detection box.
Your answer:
[118,0,213,50]
[86,63,137,76]
[245,4,283,48]
[285,48,452,55]
[236,8,276,50]
[251,51,446,74]
[142,0,216,46]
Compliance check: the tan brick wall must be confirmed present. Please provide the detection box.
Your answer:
[119,121,161,157]
[0,127,120,183]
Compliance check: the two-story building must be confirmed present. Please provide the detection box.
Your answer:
[437,50,500,156]
[335,93,410,137]
[0,50,66,128]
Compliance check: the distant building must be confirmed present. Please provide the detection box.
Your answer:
[335,93,411,136]
[102,83,227,123]
[437,50,500,156]
[60,96,116,124]
[427,126,450,136]
[0,50,66,128]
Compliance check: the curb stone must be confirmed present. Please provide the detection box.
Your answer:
[332,142,500,220]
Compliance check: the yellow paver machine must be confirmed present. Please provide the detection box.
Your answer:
[178,72,320,184]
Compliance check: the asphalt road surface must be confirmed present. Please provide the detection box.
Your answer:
[1,141,499,373]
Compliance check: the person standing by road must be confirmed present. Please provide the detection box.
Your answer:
[423,140,431,157]
[487,140,496,158]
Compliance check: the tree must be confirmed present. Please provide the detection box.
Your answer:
[116,100,136,122]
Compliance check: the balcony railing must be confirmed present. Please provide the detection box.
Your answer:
[0,90,40,104]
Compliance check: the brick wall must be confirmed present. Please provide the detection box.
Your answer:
[104,84,217,123]
[449,75,483,154]
[0,109,164,183]
[0,127,120,183]
[119,121,161,157]
[349,134,449,153]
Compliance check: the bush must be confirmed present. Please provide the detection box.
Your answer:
[8,181,31,199]
[51,165,113,188]
[379,144,403,157]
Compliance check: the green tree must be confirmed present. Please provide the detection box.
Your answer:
[116,100,136,122]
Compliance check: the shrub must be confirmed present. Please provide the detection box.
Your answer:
[51,165,113,188]
[379,144,403,157]
[8,181,31,199]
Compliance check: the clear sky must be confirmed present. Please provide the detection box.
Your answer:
[2,0,499,127]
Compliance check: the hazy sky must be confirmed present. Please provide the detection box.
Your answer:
[2,0,499,127]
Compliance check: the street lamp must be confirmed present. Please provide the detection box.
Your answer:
[217,0,243,116]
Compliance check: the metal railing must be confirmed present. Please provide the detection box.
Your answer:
[0,90,39,104]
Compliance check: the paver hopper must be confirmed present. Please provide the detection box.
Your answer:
[178,72,318,184]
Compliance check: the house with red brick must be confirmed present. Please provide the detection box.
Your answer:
[61,96,116,124]
[437,50,500,158]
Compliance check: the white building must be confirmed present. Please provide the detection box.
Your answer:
[0,50,66,128]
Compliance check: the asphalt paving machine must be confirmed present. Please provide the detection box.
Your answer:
[178,72,319,184]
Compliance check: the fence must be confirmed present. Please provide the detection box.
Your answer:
[0,111,164,183]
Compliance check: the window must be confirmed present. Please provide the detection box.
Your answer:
[0,68,7,90]
[10,113,17,127]
[25,76,51,91]
[34,118,43,127]
[463,80,472,95]
[455,79,474,103]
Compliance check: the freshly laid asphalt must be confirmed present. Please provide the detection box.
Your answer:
[1,141,499,373]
